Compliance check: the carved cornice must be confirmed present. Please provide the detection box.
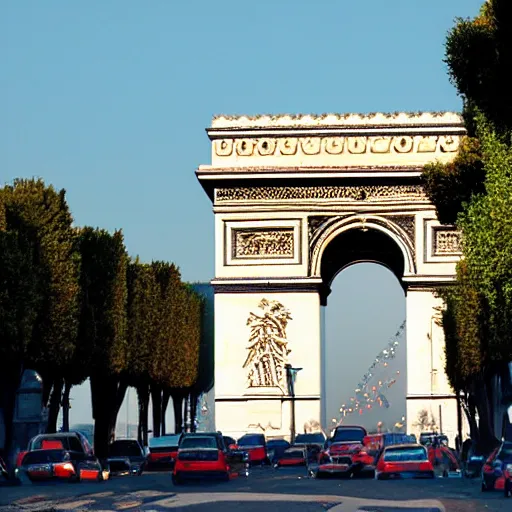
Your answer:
[211,111,463,129]
[216,185,428,203]
[212,134,461,158]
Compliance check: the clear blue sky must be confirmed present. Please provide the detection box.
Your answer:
[3,0,483,431]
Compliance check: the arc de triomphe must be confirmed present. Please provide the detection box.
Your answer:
[196,112,464,442]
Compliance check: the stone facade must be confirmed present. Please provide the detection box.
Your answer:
[197,111,468,444]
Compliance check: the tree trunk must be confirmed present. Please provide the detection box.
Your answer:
[170,388,186,434]
[161,388,171,435]
[190,392,198,432]
[47,377,64,433]
[90,375,123,459]
[136,383,150,446]
[62,380,72,432]
[0,364,23,472]
[456,390,463,451]
[472,376,498,453]
[107,377,129,443]
[150,384,162,438]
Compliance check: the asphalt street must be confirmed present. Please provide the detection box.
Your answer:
[0,467,510,512]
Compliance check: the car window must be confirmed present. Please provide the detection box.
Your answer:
[109,441,142,457]
[295,433,325,444]
[383,446,427,462]
[332,428,365,443]
[180,436,217,450]
[68,436,84,453]
[150,435,181,447]
[267,440,289,448]
[32,437,69,450]
[238,435,265,446]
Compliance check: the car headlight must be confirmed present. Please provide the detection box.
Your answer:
[131,465,140,473]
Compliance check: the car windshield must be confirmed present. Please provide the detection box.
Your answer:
[384,446,427,462]
[149,435,180,448]
[180,436,218,450]
[238,435,265,446]
[109,441,142,457]
[332,429,365,443]
[295,433,325,444]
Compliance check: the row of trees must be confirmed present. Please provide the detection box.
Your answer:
[422,0,512,451]
[0,178,209,459]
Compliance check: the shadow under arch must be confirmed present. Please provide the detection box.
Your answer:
[311,216,413,306]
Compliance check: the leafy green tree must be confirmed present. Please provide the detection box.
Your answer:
[445,0,512,136]
[77,227,128,458]
[0,179,80,436]
[126,260,159,445]
[0,193,42,461]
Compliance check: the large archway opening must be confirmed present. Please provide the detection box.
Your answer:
[319,226,407,435]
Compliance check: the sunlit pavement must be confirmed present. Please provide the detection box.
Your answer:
[0,467,510,512]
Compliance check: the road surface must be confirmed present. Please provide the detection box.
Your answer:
[0,467,509,511]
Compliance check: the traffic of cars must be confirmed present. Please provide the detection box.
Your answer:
[7,426,512,499]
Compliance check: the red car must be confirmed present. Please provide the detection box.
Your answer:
[237,433,268,465]
[172,432,248,484]
[313,441,366,478]
[481,441,512,492]
[375,444,434,480]
[504,462,512,498]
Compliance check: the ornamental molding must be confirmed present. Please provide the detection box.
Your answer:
[216,185,428,203]
[211,111,463,129]
[213,134,461,158]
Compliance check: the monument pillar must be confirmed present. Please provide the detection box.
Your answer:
[405,285,460,443]
[213,287,322,440]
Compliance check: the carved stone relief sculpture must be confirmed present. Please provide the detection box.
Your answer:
[243,299,292,390]
[233,228,294,259]
[434,229,462,255]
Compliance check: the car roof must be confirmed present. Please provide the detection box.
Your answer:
[384,443,425,450]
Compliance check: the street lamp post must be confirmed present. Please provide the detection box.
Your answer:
[285,364,302,444]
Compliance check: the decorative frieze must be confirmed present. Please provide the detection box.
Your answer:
[433,229,462,255]
[233,228,294,259]
[217,185,427,203]
[213,135,460,158]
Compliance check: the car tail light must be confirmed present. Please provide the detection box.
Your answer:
[54,462,76,477]
[419,461,433,471]
[16,452,27,467]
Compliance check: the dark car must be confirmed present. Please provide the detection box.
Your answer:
[172,432,248,484]
[266,438,291,464]
[16,432,104,482]
[222,436,237,450]
[147,434,182,469]
[107,439,146,476]
[481,441,512,492]
[294,433,326,462]
[237,433,268,465]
